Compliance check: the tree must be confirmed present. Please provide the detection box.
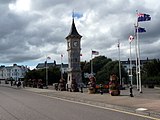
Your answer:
[82,56,111,74]
[80,61,87,84]
[25,69,42,80]
[143,59,160,77]
[96,61,128,84]
[96,61,117,84]
[81,56,128,84]
[142,59,160,86]
[92,56,112,73]
[82,56,112,84]
[47,66,61,84]
[25,66,62,85]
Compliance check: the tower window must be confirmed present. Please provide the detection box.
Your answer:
[75,58,77,62]
[68,42,70,48]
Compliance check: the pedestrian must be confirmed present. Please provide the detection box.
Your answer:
[22,81,25,88]
[79,83,83,93]
[17,80,21,88]
[11,80,13,86]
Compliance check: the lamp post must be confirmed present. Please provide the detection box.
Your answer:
[129,35,134,97]
[129,42,134,97]
[129,41,133,86]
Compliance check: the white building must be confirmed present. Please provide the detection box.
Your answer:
[0,64,29,81]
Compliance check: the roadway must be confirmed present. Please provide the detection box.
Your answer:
[0,86,156,120]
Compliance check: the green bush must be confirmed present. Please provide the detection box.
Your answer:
[143,76,160,86]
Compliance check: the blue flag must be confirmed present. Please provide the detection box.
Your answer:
[136,27,146,33]
[138,13,151,22]
[72,11,83,19]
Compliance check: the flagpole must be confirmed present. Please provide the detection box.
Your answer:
[118,40,122,86]
[45,58,48,88]
[61,54,63,79]
[134,24,139,91]
[91,50,93,75]
[136,10,142,93]
[137,31,142,93]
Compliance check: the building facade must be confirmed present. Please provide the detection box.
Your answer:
[36,62,68,73]
[121,58,153,73]
[0,64,29,81]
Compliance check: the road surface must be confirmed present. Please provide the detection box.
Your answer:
[0,86,156,120]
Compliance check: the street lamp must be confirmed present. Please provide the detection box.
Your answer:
[129,35,134,97]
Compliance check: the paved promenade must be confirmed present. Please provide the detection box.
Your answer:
[25,86,160,119]
[1,82,160,119]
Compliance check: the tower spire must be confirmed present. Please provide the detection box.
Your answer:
[66,11,82,39]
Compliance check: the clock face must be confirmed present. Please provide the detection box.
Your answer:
[73,41,78,47]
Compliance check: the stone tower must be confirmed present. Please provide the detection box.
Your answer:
[66,17,82,87]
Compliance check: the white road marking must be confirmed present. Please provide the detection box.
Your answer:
[136,108,148,111]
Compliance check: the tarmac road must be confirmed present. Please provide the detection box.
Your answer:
[0,86,158,120]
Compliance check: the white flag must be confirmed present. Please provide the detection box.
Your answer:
[129,35,134,43]
[47,56,51,59]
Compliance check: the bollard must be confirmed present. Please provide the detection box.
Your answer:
[80,87,83,93]
[100,84,103,95]
[130,85,134,97]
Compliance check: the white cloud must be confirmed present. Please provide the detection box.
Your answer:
[9,0,31,12]
[0,0,159,68]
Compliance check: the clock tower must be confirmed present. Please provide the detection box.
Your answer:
[66,17,82,89]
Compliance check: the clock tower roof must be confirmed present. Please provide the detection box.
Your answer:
[66,18,82,39]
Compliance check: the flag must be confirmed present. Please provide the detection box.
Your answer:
[117,42,120,48]
[72,10,83,19]
[44,60,47,66]
[136,27,146,33]
[47,56,51,59]
[129,35,134,43]
[92,50,99,55]
[138,13,151,22]
[73,12,83,19]
[117,43,119,48]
